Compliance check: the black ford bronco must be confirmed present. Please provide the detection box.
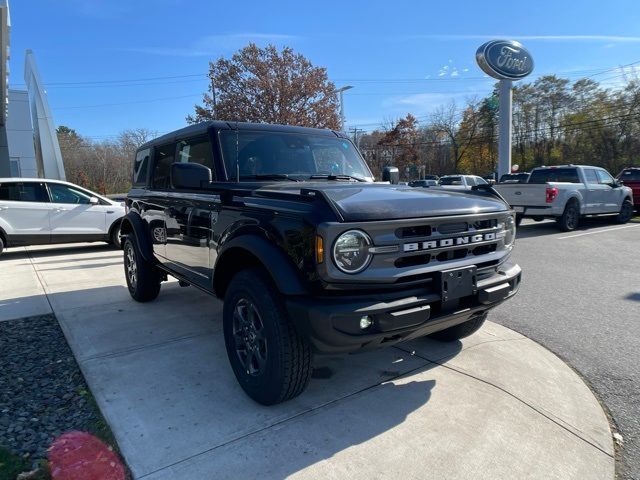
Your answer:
[121,121,521,405]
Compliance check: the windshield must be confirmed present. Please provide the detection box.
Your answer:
[619,169,640,181]
[219,131,373,182]
[440,176,462,185]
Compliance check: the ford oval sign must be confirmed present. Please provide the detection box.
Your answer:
[476,40,534,80]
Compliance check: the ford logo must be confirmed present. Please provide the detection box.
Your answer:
[476,40,534,80]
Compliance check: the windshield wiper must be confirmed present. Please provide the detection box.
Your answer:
[308,174,365,182]
[239,174,300,182]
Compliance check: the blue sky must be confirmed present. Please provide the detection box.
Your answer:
[9,0,640,141]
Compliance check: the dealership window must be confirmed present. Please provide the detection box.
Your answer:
[9,158,21,177]
[152,143,176,190]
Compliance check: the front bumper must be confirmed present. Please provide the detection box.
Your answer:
[287,261,521,354]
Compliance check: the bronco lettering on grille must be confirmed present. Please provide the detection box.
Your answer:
[403,232,496,252]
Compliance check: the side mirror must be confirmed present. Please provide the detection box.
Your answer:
[89,196,99,205]
[611,180,622,188]
[382,166,400,185]
[171,162,212,189]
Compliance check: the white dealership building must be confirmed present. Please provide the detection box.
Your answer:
[0,0,65,180]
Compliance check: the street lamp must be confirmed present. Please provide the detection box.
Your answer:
[333,85,353,131]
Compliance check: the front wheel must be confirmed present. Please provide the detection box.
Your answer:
[223,268,312,405]
[109,222,123,249]
[123,235,161,302]
[0,236,4,256]
[428,313,487,342]
[515,214,523,227]
[615,199,633,224]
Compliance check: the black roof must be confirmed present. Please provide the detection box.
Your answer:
[138,121,345,150]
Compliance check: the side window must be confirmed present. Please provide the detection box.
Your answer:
[177,136,214,173]
[152,143,177,190]
[476,176,488,185]
[48,184,93,204]
[133,148,151,187]
[596,170,614,185]
[584,169,599,184]
[466,176,476,186]
[0,182,48,202]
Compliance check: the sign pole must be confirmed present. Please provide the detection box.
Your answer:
[475,39,533,180]
[498,79,513,179]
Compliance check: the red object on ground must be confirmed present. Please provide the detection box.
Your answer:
[48,431,125,480]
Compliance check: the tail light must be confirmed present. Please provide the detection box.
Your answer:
[546,187,559,203]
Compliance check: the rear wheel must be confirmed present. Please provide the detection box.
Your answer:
[615,199,633,224]
[556,200,580,232]
[429,313,488,342]
[223,268,312,405]
[123,235,161,302]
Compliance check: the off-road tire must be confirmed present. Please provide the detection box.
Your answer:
[223,268,312,405]
[428,313,488,342]
[123,235,161,302]
[556,199,580,232]
[615,199,633,224]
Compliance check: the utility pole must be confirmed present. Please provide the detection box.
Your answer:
[349,127,364,149]
[210,75,217,119]
[333,85,353,131]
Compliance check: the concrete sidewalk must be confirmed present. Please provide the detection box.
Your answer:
[1,244,615,479]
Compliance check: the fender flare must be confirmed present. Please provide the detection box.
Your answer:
[214,235,307,296]
[119,212,155,263]
[565,193,583,213]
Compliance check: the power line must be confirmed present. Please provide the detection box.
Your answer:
[52,94,202,110]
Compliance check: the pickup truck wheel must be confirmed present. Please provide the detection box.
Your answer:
[515,214,523,227]
[556,200,580,232]
[428,313,487,342]
[123,235,161,302]
[615,199,633,224]
[223,269,312,405]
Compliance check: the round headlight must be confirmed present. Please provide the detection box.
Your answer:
[332,230,372,274]
[504,215,516,247]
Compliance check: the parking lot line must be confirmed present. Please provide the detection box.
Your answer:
[557,224,640,240]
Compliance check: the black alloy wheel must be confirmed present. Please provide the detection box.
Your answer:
[232,297,268,376]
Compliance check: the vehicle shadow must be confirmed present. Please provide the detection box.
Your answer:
[37,261,123,272]
[625,292,640,302]
[516,216,624,239]
[1,243,116,261]
[1,277,462,477]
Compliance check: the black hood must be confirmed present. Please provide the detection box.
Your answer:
[259,183,508,222]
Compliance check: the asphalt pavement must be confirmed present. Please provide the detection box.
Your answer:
[491,217,640,480]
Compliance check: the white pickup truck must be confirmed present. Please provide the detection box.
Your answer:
[494,165,634,231]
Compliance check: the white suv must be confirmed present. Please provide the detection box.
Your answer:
[0,178,125,255]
